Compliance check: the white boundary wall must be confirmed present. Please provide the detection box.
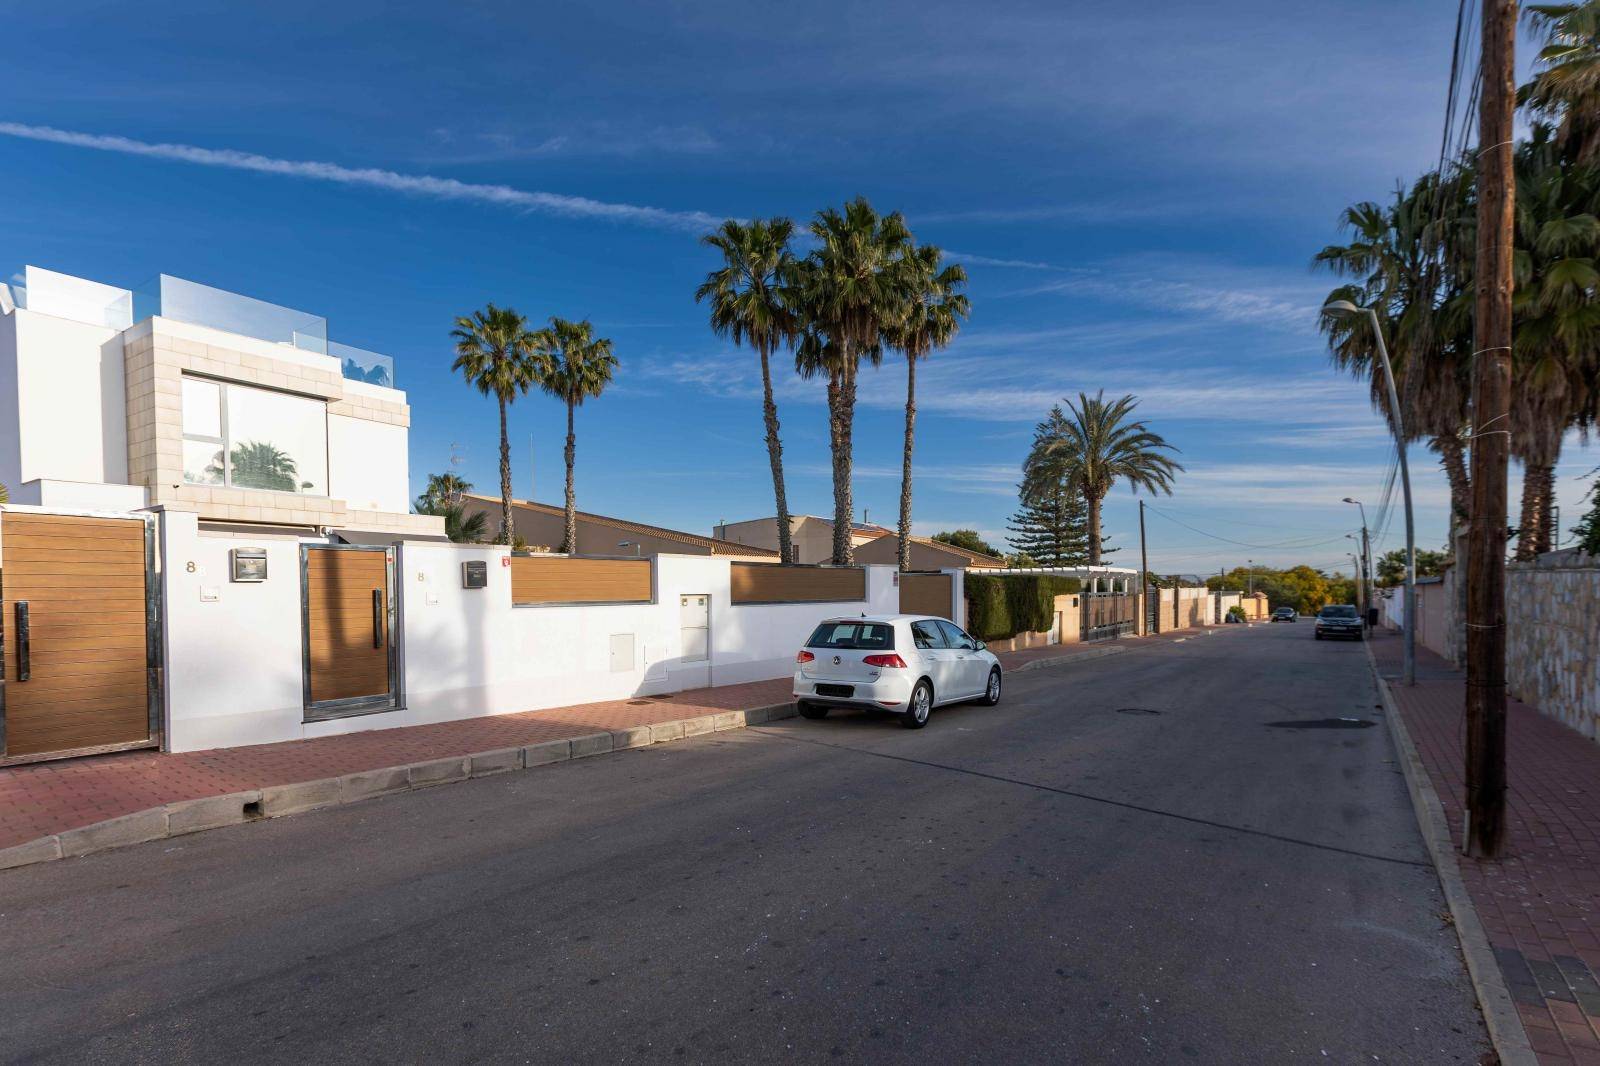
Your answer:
[159,513,913,752]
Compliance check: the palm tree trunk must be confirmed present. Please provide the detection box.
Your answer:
[562,398,577,554]
[897,353,917,572]
[1436,434,1471,534]
[832,364,857,563]
[758,341,794,564]
[1516,460,1556,560]
[828,356,855,566]
[1086,491,1103,566]
[498,394,513,546]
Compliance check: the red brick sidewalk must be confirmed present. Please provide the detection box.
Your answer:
[1373,629,1600,1065]
[0,640,1128,853]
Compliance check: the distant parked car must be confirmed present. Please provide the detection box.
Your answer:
[1271,607,1297,623]
[793,615,1002,729]
[1314,604,1364,640]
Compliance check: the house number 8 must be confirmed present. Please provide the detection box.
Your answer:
[186,561,197,573]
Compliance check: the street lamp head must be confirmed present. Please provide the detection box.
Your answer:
[1322,299,1361,317]
[1342,497,1360,505]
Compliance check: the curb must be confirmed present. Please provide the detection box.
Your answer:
[0,701,798,874]
[1010,644,1128,673]
[1362,640,1536,1066]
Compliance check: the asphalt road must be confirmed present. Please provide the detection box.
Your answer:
[0,623,1489,1064]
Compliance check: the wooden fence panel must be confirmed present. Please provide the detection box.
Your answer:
[511,556,653,605]
[730,563,865,605]
[899,573,953,619]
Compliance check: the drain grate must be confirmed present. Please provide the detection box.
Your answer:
[1265,717,1376,730]
[1115,707,1161,716]
[626,699,652,706]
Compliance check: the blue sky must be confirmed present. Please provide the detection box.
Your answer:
[2,0,1592,575]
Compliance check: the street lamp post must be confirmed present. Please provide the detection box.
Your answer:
[1323,301,1416,686]
[1343,498,1373,631]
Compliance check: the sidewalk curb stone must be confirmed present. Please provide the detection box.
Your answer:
[1362,639,1537,1066]
[470,747,524,777]
[0,835,62,871]
[260,776,342,818]
[166,790,263,836]
[58,808,168,858]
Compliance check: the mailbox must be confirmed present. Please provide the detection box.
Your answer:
[230,548,268,582]
[462,560,488,589]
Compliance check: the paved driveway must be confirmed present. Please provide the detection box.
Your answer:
[0,625,1489,1063]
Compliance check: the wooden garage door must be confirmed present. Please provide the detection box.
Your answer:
[304,547,395,713]
[1,512,156,761]
[900,572,954,620]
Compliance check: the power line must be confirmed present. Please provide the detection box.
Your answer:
[1142,504,1354,551]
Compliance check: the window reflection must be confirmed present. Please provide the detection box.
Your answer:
[179,374,327,495]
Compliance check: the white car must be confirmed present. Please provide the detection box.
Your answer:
[793,614,1003,729]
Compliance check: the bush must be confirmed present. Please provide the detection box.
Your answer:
[965,573,1082,640]
[1226,605,1247,622]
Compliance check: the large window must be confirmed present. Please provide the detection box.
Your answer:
[181,376,328,495]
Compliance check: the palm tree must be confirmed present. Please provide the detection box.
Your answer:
[1522,2,1600,162]
[419,472,473,509]
[414,497,489,543]
[1315,175,1476,531]
[885,243,969,571]
[696,218,801,563]
[452,305,542,545]
[1511,130,1600,556]
[794,197,913,564]
[530,317,617,554]
[1024,392,1182,565]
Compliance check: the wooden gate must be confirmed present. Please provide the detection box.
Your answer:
[899,572,954,619]
[302,545,398,720]
[0,510,160,764]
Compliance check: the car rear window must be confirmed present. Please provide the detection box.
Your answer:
[806,622,895,650]
[1320,605,1359,619]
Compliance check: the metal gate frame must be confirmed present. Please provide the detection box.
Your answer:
[300,543,401,723]
[0,507,164,766]
[1081,590,1136,642]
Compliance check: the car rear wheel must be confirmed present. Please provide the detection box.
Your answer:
[798,701,829,720]
[980,668,1002,706]
[902,680,933,729]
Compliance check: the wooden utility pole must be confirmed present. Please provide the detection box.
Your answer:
[1466,0,1516,858]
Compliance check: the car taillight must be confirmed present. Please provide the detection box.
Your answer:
[796,650,815,664]
[862,654,907,669]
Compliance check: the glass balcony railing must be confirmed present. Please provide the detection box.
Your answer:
[130,274,395,388]
[328,340,396,389]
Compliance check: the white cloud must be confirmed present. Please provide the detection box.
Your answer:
[0,122,724,233]
[943,250,1062,271]
[1016,261,1325,332]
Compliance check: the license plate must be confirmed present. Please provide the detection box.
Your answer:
[816,683,853,698]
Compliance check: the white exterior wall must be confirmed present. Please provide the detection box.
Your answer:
[159,515,901,752]
[10,308,128,486]
[161,511,310,752]
[0,313,20,495]
[328,413,409,513]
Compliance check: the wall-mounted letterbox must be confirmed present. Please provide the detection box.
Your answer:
[462,561,488,589]
[230,548,268,582]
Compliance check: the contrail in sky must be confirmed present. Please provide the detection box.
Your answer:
[0,122,724,233]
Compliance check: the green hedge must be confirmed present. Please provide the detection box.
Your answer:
[964,574,1082,640]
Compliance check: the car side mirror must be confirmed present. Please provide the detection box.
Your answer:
[974,640,986,652]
